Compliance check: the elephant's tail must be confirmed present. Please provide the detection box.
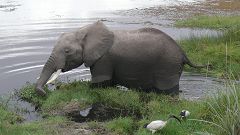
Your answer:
[183,54,211,69]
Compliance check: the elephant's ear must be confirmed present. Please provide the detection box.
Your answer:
[82,21,114,67]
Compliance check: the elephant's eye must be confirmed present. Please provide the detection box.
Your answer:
[64,48,75,56]
[65,49,70,54]
[64,47,73,54]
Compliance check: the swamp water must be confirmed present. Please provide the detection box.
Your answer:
[0,0,231,121]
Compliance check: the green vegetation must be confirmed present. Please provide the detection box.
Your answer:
[18,81,142,116]
[1,117,68,135]
[175,15,240,29]
[2,15,240,135]
[106,117,135,134]
[176,15,240,79]
[175,15,240,134]
[204,82,240,135]
[3,75,240,135]
[0,104,22,125]
[17,81,240,135]
[0,102,68,135]
[19,84,50,107]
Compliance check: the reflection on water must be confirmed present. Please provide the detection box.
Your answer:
[0,0,222,97]
[0,0,204,22]
[180,72,225,100]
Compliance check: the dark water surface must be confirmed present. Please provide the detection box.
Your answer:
[0,0,227,120]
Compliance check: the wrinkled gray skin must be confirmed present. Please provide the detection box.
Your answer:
[35,21,209,96]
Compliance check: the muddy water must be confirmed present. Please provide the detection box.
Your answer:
[0,0,235,120]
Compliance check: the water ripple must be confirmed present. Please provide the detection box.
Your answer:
[0,46,49,53]
[0,52,50,60]
[4,65,44,74]
[0,61,44,70]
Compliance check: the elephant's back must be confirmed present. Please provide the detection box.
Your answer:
[111,29,184,65]
[110,29,183,88]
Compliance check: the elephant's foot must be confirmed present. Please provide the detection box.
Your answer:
[144,85,179,96]
[35,86,47,96]
[90,80,114,89]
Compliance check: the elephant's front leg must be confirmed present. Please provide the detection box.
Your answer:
[89,55,114,88]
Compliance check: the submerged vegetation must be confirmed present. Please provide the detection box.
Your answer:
[1,15,239,135]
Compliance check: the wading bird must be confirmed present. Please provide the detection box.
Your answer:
[144,115,181,134]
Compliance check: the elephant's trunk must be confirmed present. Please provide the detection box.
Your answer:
[35,54,57,96]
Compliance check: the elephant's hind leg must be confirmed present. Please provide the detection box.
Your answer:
[157,84,179,96]
[143,84,179,96]
[153,74,180,96]
[90,79,114,88]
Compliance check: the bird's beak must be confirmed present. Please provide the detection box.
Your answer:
[168,115,181,123]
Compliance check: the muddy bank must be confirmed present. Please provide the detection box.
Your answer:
[45,101,141,123]
[119,0,240,24]
[0,1,20,12]
[49,122,109,135]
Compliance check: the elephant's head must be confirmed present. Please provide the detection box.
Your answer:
[35,21,114,96]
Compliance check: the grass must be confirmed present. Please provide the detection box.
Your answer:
[175,15,240,79]
[106,117,135,135]
[3,78,240,135]
[0,116,67,135]
[0,104,22,125]
[18,81,143,117]
[175,15,240,29]
[175,16,240,134]
[17,81,221,135]
[18,84,50,107]
[204,81,240,135]
[0,101,69,135]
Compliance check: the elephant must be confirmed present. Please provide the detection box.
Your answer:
[35,21,209,96]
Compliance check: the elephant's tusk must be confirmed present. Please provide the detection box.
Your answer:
[46,69,62,84]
